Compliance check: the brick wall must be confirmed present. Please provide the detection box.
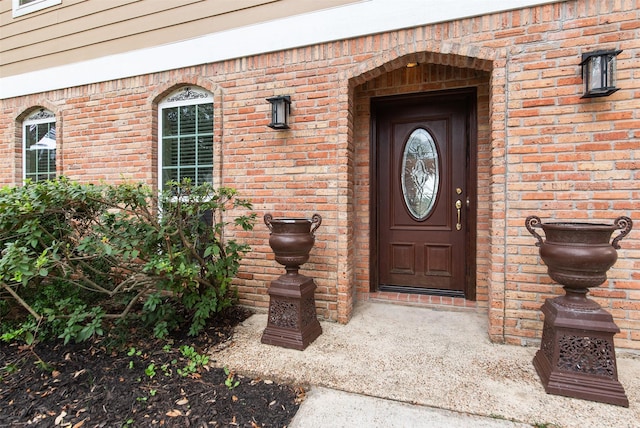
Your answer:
[0,0,638,349]
[497,1,640,348]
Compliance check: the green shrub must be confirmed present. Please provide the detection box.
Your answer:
[0,178,255,343]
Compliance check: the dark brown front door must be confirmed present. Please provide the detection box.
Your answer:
[373,90,476,298]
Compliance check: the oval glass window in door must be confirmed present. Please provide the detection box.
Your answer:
[401,128,439,220]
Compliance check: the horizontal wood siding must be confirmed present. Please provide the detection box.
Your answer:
[0,0,359,77]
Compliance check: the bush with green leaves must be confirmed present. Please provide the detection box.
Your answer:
[0,177,255,344]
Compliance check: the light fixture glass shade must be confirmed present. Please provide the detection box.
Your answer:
[266,95,291,129]
[580,50,622,98]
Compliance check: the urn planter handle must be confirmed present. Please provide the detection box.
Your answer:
[612,216,633,249]
[264,213,274,232]
[525,215,543,247]
[310,213,322,235]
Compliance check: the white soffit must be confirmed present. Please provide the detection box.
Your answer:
[1,0,562,99]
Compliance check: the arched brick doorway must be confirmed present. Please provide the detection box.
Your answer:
[349,54,494,314]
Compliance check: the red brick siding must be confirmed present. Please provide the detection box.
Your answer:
[1,0,639,349]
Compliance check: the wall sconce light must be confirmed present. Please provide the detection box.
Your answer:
[266,95,291,129]
[580,49,622,98]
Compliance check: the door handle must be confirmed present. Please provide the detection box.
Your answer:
[455,199,462,230]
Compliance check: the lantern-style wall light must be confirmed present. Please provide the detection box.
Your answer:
[266,95,291,129]
[580,49,622,98]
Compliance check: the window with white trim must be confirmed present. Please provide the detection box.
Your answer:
[158,87,214,192]
[12,0,61,18]
[23,108,57,182]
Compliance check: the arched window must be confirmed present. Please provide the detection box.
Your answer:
[158,87,214,192]
[23,108,56,182]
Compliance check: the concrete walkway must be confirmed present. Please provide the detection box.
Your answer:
[212,302,640,428]
[290,387,530,427]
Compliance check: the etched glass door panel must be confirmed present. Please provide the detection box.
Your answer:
[401,128,439,220]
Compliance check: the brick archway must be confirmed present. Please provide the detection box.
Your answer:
[337,45,509,342]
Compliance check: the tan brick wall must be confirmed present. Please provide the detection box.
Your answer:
[1,0,638,349]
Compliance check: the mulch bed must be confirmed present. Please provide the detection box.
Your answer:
[0,307,302,427]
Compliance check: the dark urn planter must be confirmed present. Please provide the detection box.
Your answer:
[261,214,323,350]
[525,216,632,407]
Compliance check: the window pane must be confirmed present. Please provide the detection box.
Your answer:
[163,168,178,186]
[198,104,214,133]
[25,150,38,179]
[197,168,213,185]
[198,136,213,165]
[162,137,178,167]
[180,137,197,166]
[163,108,179,137]
[25,124,38,147]
[179,106,197,135]
[179,167,196,183]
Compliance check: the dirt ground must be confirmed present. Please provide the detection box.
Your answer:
[0,307,302,427]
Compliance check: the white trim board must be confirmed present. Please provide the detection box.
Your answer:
[1,0,562,99]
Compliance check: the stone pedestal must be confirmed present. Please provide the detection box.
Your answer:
[532,296,628,407]
[261,273,322,350]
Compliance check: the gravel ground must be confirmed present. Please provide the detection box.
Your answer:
[212,301,640,428]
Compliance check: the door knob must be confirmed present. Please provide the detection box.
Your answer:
[455,199,462,230]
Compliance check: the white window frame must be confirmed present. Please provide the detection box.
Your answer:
[158,87,214,194]
[22,108,56,182]
[12,0,61,18]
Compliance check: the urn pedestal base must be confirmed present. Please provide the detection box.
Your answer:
[261,273,322,351]
[532,296,629,407]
